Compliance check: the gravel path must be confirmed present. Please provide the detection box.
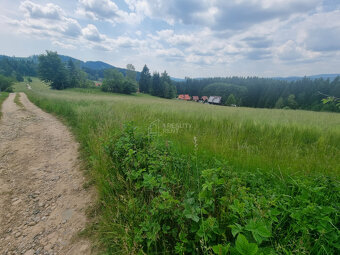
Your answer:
[0,93,94,255]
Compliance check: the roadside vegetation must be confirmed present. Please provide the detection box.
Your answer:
[0,91,9,118]
[0,74,15,92]
[15,79,340,254]
[14,93,24,109]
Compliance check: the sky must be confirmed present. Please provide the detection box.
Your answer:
[0,0,340,78]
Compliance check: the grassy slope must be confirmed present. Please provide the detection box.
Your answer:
[0,91,9,119]
[14,79,340,254]
[15,79,340,177]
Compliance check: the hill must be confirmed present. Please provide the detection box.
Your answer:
[0,54,140,81]
[273,74,340,82]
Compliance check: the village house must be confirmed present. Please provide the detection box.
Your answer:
[192,96,199,101]
[201,96,208,102]
[208,96,222,105]
[178,94,191,101]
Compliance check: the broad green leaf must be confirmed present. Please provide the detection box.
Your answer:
[229,223,243,237]
[235,234,258,255]
[245,219,272,244]
[212,244,230,255]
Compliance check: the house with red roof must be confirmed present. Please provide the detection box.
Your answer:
[192,96,199,101]
[178,94,191,101]
[201,96,208,102]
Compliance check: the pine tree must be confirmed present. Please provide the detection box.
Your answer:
[139,65,151,93]
[151,72,161,96]
[161,71,176,98]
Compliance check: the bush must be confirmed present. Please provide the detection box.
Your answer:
[99,123,340,254]
[101,69,137,94]
[0,74,14,92]
[5,87,13,92]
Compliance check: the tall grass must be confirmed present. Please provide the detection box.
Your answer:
[14,79,340,254]
[16,79,340,176]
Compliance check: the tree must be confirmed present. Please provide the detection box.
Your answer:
[123,79,138,94]
[275,97,285,109]
[226,94,237,106]
[287,94,298,109]
[160,71,176,99]
[102,68,137,94]
[126,64,136,82]
[15,72,24,82]
[38,51,69,90]
[139,65,151,93]
[0,74,14,91]
[151,72,161,96]
[67,59,80,88]
[102,69,124,93]
[320,91,340,110]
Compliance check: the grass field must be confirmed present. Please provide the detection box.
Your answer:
[15,79,340,254]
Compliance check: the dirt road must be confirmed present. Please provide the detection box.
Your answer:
[0,93,93,255]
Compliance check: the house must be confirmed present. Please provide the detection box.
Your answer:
[208,96,222,105]
[184,94,191,100]
[192,96,199,101]
[178,94,191,101]
[201,96,208,102]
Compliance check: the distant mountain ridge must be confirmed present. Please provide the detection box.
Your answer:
[272,74,340,82]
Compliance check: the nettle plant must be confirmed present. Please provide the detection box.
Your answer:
[102,123,339,254]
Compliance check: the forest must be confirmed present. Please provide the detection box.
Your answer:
[175,77,340,112]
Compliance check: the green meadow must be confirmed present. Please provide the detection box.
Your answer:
[14,79,340,254]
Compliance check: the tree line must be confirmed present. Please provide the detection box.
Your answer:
[38,51,94,89]
[139,65,177,99]
[2,52,339,111]
[101,65,137,94]
[0,56,37,82]
[175,77,340,112]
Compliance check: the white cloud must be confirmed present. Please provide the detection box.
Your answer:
[52,41,77,50]
[14,1,82,39]
[82,24,105,42]
[125,0,322,30]
[5,1,148,53]
[77,0,142,24]
[275,40,320,61]
[77,0,121,20]
[20,1,65,20]
[1,0,340,77]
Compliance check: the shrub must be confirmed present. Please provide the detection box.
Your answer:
[99,123,340,254]
[0,74,14,92]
